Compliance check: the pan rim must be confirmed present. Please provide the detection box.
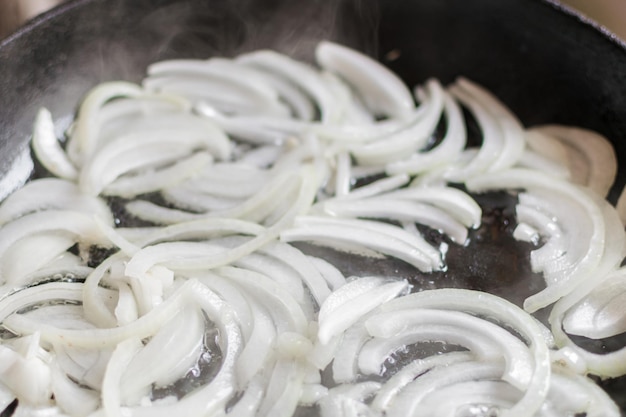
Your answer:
[1,0,626,54]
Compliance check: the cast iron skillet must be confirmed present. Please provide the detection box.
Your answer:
[1,0,626,413]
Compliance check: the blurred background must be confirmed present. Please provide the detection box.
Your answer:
[0,0,625,41]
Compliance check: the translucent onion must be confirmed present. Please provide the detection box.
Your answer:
[362,309,533,389]
[531,125,618,197]
[349,79,444,165]
[0,178,113,226]
[381,185,482,229]
[318,381,381,417]
[66,82,144,165]
[144,58,290,118]
[316,276,408,345]
[4,279,201,348]
[103,151,213,198]
[50,359,100,417]
[79,113,231,196]
[119,305,205,404]
[282,215,443,272]
[386,360,506,417]
[339,174,410,200]
[2,232,76,287]
[237,50,342,124]
[455,77,525,172]
[322,198,470,243]
[372,351,475,412]
[315,41,414,120]
[562,267,626,338]
[386,91,467,176]
[378,289,552,417]
[416,379,522,417]
[466,169,611,312]
[31,108,78,180]
[543,366,621,417]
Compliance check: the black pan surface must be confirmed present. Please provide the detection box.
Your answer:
[1,0,626,413]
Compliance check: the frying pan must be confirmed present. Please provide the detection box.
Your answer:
[1,0,626,413]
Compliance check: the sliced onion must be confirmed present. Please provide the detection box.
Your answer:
[307,256,346,292]
[196,103,292,145]
[237,50,342,124]
[100,337,142,416]
[4,279,200,348]
[322,198,470,244]
[67,82,143,165]
[2,232,76,287]
[31,108,78,180]
[120,305,205,403]
[281,216,442,272]
[349,79,444,165]
[231,296,276,386]
[362,308,534,389]
[0,178,113,226]
[371,351,475,411]
[318,381,381,417]
[333,151,351,198]
[415,379,521,417]
[0,333,52,407]
[466,169,612,312]
[144,58,290,118]
[455,77,525,172]
[103,151,212,198]
[516,147,570,180]
[340,174,410,200]
[378,289,552,417]
[216,266,309,333]
[446,84,504,180]
[127,165,319,273]
[50,359,100,417]
[256,241,332,306]
[315,41,414,120]
[386,360,505,417]
[381,185,482,229]
[386,90,467,176]
[2,41,625,417]
[331,323,370,383]
[562,267,626,338]
[544,365,620,417]
[254,358,305,417]
[531,125,618,197]
[226,375,265,416]
[317,277,408,345]
[79,113,231,196]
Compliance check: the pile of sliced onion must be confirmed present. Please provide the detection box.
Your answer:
[0,40,624,417]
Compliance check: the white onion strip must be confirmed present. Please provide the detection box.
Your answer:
[31,108,78,180]
[466,169,609,312]
[281,215,443,272]
[316,277,408,345]
[0,178,113,226]
[378,289,551,417]
[322,198,469,243]
[349,79,444,165]
[315,41,414,120]
[531,125,618,197]
[67,81,143,165]
[363,309,533,389]
[386,360,506,417]
[386,91,467,175]
[371,351,475,412]
[237,50,341,124]
[4,279,200,348]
